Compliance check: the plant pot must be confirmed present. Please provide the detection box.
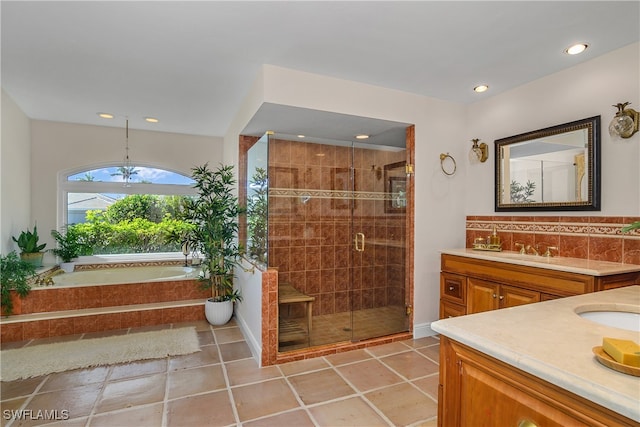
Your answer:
[20,252,44,268]
[205,298,233,325]
[59,262,75,273]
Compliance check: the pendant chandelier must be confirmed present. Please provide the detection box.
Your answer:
[120,118,136,187]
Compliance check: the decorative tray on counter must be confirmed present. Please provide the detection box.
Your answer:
[472,243,502,252]
[592,346,640,377]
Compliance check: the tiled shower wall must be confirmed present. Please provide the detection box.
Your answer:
[466,216,640,265]
[268,138,407,318]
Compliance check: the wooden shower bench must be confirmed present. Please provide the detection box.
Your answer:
[278,283,314,343]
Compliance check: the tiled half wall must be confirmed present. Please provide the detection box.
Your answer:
[466,216,640,265]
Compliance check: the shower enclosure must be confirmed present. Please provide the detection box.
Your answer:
[244,128,411,352]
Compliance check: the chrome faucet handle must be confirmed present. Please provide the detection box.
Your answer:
[514,242,525,254]
[544,246,558,257]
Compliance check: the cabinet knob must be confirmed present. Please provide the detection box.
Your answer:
[499,295,504,300]
[448,286,455,291]
[518,420,538,427]
[492,293,497,298]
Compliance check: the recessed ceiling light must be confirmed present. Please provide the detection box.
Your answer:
[297,134,305,138]
[474,85,489,93]
[355,134,369,140]
[565,43,588,55]
[145,117,159,123]
[97,112,114,119]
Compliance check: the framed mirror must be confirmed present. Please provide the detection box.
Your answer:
[495,116,601,211]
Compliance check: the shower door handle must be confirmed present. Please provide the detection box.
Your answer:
[354,233,365,252]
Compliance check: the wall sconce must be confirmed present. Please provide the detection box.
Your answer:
[609,102,639,139]
[469,138,488,163]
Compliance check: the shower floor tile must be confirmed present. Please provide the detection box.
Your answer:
[279,305,408,352]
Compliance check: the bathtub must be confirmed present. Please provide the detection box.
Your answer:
[2,263,212,340]
[51,265,200,287]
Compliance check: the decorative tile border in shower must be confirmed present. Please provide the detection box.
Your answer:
[269,187,396,201]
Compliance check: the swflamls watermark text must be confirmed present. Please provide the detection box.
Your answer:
[3,409,70,421]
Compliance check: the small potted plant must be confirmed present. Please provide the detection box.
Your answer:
[185,163,245,325]
[50,226,90,272]
[1,251,36,316]
[12,224,47,267]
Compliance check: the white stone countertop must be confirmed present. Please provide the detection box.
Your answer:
[431,286,640,422]
[440,248,640,276]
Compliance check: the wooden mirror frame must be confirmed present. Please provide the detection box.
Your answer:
[495,116,601,212]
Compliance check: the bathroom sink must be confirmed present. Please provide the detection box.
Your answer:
[576,305,640,332]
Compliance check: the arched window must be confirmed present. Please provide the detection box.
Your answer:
[59,164,196,255]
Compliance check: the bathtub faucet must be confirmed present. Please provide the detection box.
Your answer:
[36,276,55,286]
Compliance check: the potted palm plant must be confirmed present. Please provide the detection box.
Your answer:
[1,251,36,316]
[50,226,91,272]
[12,224,47,267]
[186,163,245,325]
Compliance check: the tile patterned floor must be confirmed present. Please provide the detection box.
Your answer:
[1,320,439,427]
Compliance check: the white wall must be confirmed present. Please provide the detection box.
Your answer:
[234,259,264,362]
[1,90,32,254]
[466,42,640,216]
[29,120,223,259]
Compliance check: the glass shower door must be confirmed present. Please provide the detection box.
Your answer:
[350,144,409,342]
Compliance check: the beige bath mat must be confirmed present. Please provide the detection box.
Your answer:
[1,327,200,381]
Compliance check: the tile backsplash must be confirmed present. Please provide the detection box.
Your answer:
[466,216,640,265]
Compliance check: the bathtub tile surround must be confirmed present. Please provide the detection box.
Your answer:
[0,320,440,427]
[0,262,210,343]
[466,216,640,265]
[72,260,189,271]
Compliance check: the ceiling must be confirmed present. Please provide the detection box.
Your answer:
[2,1,639,140]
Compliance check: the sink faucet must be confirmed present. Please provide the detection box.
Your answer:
[526,244,539,256]
[514,242,525,254]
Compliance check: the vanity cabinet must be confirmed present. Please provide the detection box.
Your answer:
[439,336,635,427]
[467,278,540,314]
[440,253,640,318]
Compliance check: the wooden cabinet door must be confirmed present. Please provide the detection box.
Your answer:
[459,360,587,427]
[439,337,630,427]
[467,278,499,314]
[500,285,540,309]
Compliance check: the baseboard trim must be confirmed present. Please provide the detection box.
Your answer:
[234,312,262,366]
[413,322,438,339]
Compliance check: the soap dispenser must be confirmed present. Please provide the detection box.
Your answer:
[490,225,501,246]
